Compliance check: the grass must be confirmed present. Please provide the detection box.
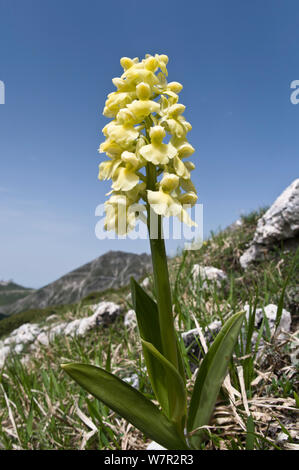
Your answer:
[0,209,298,450]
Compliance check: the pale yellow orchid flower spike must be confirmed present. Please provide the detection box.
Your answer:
[98,53,197,234]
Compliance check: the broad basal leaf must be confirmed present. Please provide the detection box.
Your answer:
[187,311,245,448]
[130,278,169,415]
[62,363,189,450]
[141,340,186,429]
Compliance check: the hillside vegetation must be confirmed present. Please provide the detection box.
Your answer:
[0,282,34,310]
[1,252,151,317]
[0,210,298,450]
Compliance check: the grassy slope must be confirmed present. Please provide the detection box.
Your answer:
[0,210,298,450]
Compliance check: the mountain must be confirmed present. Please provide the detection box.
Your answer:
[2,251,152,316]
[0,281,35,310]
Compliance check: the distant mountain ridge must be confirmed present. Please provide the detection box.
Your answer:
[0,281,35,311]
[2,251,152,316]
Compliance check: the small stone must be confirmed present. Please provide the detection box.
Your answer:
[146,441,166,450]
[141,277,150,288]
[192,265,227,289]
[244,303,291,339]
[124,309,136,328]
[123,373,139,389]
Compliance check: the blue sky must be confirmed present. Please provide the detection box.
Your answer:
[0,0,298,288]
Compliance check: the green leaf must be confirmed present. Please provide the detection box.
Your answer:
[130,278,169,415]
[130,279,186,419]
[130,278,163,352]
[187,311,245,448]
[275,247,299,333]
[62,363,188,450]
[141,339,186,428]
[245,414,255,450]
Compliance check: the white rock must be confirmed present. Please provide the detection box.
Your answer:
[146,441,166,450]
[92,301,122,326]
[64,319,81,337]
[4,323,41,346]
[0,346,10,368]
[0,301,122,367]
[76,317,93,336]
[182,320,222,347]
[123,373,139,389]
[48,322,67,340]
[240,179,299,268]
[14,344,24,354]
[192,265,227,288]
[36,332,50,346]
[244,303,291,338]
[141,277,150,288]
[124,309,136,328]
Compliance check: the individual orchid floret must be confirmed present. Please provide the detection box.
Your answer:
[98,139,124,158]
[170,136,195,158]
[103,116,139,149]
[98,158,122,181]
[104,194,136,235]
[111,151,141,191]
[147,173,196,226]
[103,91,136,118]
[104,181,146,235]
[154,54,169,75]
[126,82,160,123]
[147,173,181,217]
[139,126,177,165]
[160,102,191,139]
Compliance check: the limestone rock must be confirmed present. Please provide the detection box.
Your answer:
[146,441,166,450]
[240,179,299,268]
[192,265,227,289]
[181,304,291,371]
[124,309,136,328]
[244,303,291,339]
[0,301,122,368]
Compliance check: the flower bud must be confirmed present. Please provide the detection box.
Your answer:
[117,108,135,125]
[136,82,152,100]
[112,77,124,89]
[178,192,198,205]
[150,125,166,144]
[160,173,179,192]
[121,151,139,168]
[120,57,134,70]
[145,56,158,72]
[167,81,183,93]
[167,104,185,117]
[159,54,169,65]
[177,142,195,158]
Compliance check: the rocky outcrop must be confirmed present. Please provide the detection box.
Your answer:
[3,251,151,315]
[181,304,292,371]
[240,179,299,268]
[0,301,122,367]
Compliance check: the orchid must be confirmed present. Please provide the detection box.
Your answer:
[62,54,245,451]
[97,53,198,232]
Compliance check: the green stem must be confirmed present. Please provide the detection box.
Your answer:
[146,163,178,371]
